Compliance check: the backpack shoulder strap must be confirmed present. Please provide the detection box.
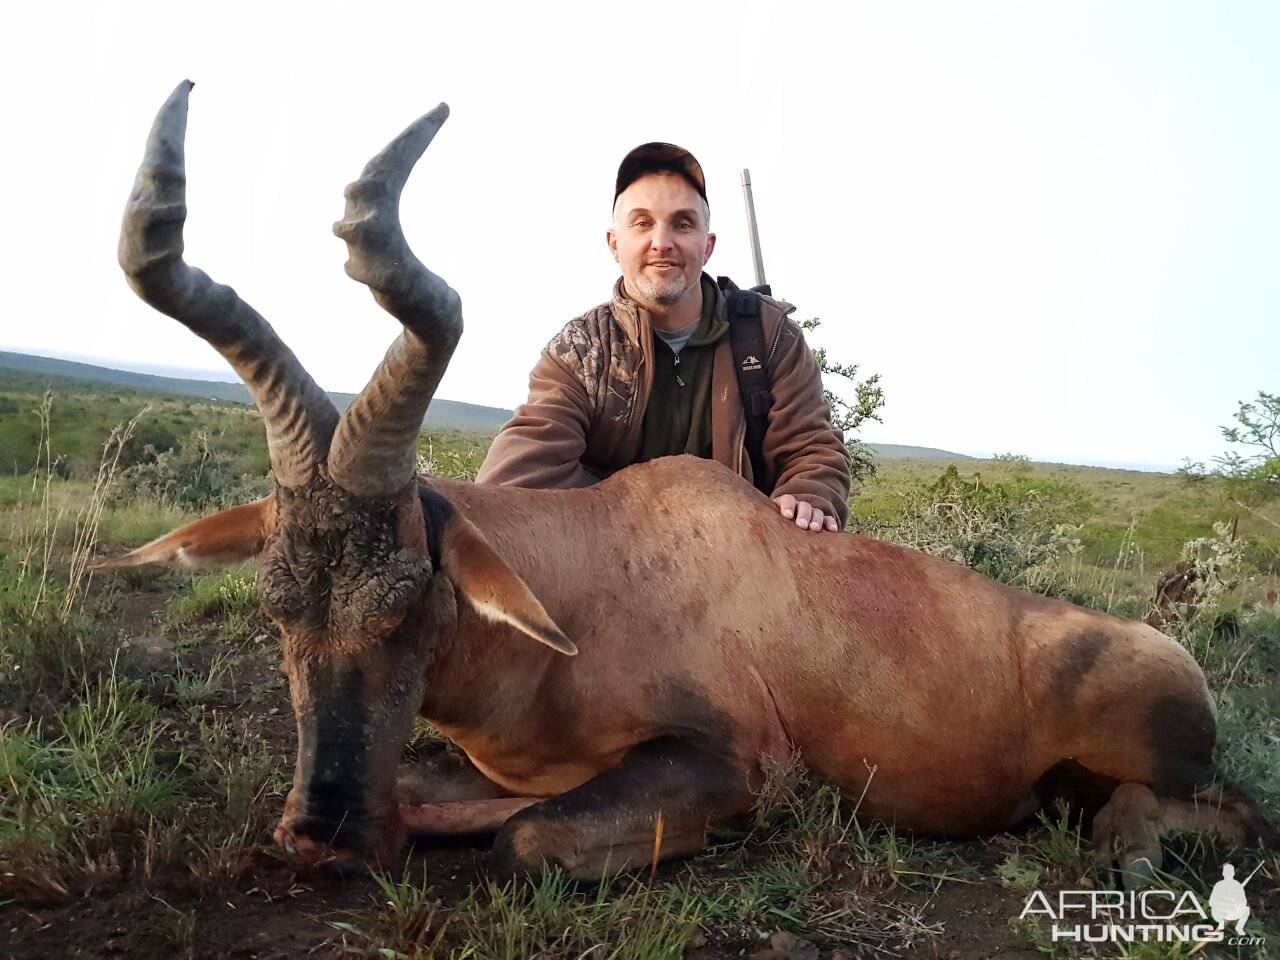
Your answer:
[727,288,774,494]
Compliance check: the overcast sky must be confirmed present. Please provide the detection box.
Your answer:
[3,1,1277,470]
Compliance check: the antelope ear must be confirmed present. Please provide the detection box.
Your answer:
[439,514,578,657]
[93,496,277,570]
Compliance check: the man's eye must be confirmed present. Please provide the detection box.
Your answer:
[677,221,694,230]
[633,219,651,229]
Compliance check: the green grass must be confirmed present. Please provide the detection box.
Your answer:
[187,707,288,842]
[1019,806,1096,886]
[750,753,972,893]
[0,670,287,903]
[1159,601,1280,822]
[0,475,49,508]
[416,430,494,482]
[0,673,187,897]
[98,498,200,548]
[402,716,457,763]
[334,856,935,960]
[1,478,95,549]
[171,651,236,706]
[165,570,260,641]
[455,871,703,960]
[331,867,706,959]
[0,561,126,702]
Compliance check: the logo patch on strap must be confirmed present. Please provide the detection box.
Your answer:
[741,355,762,372]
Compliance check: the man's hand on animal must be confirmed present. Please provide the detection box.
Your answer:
[102,84,1278,884]
[774,493,840,532]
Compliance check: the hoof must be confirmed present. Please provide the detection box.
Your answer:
[272,812,404,875]
[491,815,577,879]
[272,824,369,877]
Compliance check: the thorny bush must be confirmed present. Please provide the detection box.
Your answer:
[859,465,1089,589]
[116,431,269,509]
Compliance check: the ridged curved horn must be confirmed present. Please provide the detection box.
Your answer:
[328,104,463,497]
[118,81,338,488]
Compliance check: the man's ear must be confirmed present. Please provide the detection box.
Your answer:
[704,230,716,261]
[94,496,277,570]
[439,513,577,657]
[606,227,619,262]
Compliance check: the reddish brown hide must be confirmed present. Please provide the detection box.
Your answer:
[106,83,1274,884]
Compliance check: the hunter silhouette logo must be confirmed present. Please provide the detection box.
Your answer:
[741,355,762,372]
[1210,863,1253,934]
[1019,861,1266,948]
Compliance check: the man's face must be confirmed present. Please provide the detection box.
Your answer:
[608,172,715,310]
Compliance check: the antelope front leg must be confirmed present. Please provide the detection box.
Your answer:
[491,737,753,880]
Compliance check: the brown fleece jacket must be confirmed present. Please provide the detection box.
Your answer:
[476,275,852,527]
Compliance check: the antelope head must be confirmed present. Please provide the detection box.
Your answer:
[110,83,573,869]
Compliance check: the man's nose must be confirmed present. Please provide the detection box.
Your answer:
[649,224,675,251]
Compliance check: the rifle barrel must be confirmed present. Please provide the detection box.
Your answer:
[740,168,767,289]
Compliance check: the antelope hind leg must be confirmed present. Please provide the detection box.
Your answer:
[397,751,512,805]
[1091,783,1165,889]
[491,737,753,881]
[398,751,541,837]
[1092,779,1279,891]
[402,797,542,836]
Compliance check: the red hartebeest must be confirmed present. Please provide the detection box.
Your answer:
[105,83,1275,884]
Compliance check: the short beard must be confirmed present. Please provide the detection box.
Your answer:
[629,271,695,308]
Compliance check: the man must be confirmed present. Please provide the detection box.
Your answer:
[477,143,851,532]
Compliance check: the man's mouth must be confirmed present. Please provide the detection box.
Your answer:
[648,262,680,270]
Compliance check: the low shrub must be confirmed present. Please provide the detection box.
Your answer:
[858,464,1090,589]
[116,431,269,510]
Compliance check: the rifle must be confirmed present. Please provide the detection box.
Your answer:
[730,168,775,491]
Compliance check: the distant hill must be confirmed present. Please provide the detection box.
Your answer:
[0,351,514,433]
[864,443,971,461]
[0,351,971,462]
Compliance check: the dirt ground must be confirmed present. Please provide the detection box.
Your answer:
[0,847,1043,960]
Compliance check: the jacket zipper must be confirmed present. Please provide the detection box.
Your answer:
[765,320,786,366]
[625,347,650,437]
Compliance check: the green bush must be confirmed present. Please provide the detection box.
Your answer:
[415,431,494,481]
[118,421,180,468]
[857,465,1091,588]
[116,434,270,509]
